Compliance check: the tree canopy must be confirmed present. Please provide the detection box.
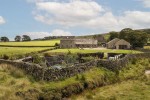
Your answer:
[0,37,9,42]
[15,35,21,42]
[22,35,31,41]
[109,31,119,41]
[119,28,148,48]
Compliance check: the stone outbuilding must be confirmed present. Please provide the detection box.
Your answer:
[60,37,98,48]
[106,38,131,49]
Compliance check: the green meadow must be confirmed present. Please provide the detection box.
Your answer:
[0,39,60,47]
[0,47,52,58]
[45,48,141,54]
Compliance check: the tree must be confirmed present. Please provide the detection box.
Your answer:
[119,28,133,41]
[22,35,31,41]
[15,35,21,42]
[128,30,148,48]
[0,37,9,42]
[109,31,119,41]
[119,28,148,48]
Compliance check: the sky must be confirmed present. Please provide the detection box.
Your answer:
[0,0,150,40]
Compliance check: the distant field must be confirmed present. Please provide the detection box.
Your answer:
[144,46,150,49]
[0,39,60,47]
[0,47,51,56]
[45,48,141,54]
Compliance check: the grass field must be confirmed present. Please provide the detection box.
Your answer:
[72,58,150,100]
[45,48,141,54]
[0,39,60,46]
[72,80,150,100]
[0,57,149,99]
[0,47,51,57]
[0,65,112,100]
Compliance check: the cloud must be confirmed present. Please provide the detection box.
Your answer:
[140,0,150,8]
[23,29,72,39]
[31,0,150,32]
[51,29,72,36]
[0,16,6,25]
[118,11,150,29]
[23,32,50,39]
[34,0,105,26]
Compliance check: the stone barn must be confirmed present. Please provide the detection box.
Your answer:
[106,38,131,49]
[75,39,97,48]
[60,38,98,48]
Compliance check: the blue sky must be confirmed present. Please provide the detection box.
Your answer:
[0,0,150,40]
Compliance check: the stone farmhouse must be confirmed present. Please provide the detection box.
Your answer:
[94,35,106,43]
[60,37,98,48]
[106,38,131,49]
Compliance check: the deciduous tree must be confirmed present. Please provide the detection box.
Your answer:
[15,35,21,42]
[22,35,31,41]
[0,36,9,42]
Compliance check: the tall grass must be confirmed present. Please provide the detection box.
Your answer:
[71,58,150,100]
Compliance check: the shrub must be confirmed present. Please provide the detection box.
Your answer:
[67,50,71,55]
[131,58,137,65]
[44,53,51,57]
[75,75,79,80]
[55,43,60,47]
[3,54,9,60]
[32,54,43,64]
[80,74,86,82]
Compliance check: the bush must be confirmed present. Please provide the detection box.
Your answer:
[3,54,9,60]
[75,75,79,80]
[32,54,43,64]
[67,50,72,55]
[80,74,86,82]
[131,58,137,65]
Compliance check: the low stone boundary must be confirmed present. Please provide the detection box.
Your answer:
[0,59,97,81]
[43,61,97,81]
[0,53,149,81]
[97,53,150,71]
[0,59,44,80]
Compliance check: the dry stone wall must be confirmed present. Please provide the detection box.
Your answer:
[43,61,97,81]
[0,53,149,81]
[97,53,150,71]
[0,59,97,81]
[0,59,44,80]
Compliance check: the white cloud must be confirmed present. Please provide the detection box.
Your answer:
[23,29,72,39]
[51,29,72,36]
[23,32,50,39]
[34,0,105,26]
[118,11,150,29]
[31,0,150,33]
[0,16,6,25]
[140,0,150,8]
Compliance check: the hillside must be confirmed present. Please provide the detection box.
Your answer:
[0,55,150,100]
[76,28,150,41]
